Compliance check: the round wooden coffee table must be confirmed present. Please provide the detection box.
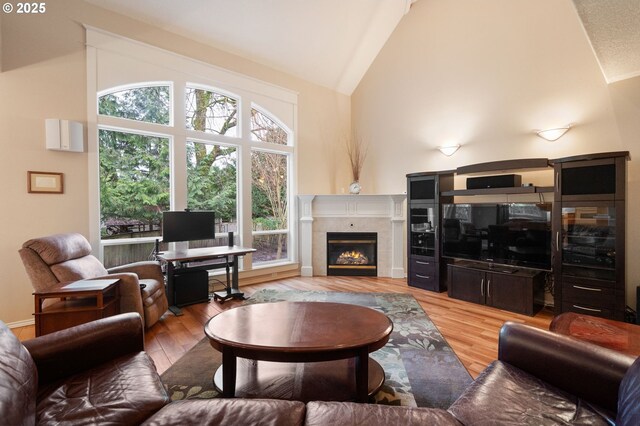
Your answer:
[204,301,393,402]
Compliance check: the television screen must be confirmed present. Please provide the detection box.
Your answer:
[162,211,215,243]
[442,203,552,270]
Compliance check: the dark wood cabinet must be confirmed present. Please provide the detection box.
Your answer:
[448,261,545,316]
[448,266,484,304]
[551,152,628,321]
[407,152,628,316]
[406,172,453,292]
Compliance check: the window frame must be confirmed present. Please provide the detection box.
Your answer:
[250,146,293,266]
[88,30,298,273]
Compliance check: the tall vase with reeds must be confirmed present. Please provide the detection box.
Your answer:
[346,136,367,194]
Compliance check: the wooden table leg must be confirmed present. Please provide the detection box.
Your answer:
[355,348,369,403]
[222,346,237,398]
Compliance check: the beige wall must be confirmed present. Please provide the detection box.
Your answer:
[0,1,350,324]
[352,0,639,308]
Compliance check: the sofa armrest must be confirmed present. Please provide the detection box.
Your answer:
[23,313,145,385]
[108,261,164,281]
[498,321,635,412]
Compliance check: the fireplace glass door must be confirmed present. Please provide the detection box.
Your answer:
[326,232,377,276]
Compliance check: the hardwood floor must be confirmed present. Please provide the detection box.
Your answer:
[12,276,553,379]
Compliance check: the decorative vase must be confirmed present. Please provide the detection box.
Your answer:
[349,181,361,194]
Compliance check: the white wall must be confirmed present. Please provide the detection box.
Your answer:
[352,0,639,308]
[0,1,351,324]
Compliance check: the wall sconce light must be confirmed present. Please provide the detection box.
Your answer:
[536,125,572,142]
[438,144,460,156]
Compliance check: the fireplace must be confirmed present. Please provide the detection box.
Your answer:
[326,232,377,276]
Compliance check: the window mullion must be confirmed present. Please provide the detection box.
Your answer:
[240,99,253,270]
[172,81,188,211]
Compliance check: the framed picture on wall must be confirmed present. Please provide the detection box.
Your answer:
[27,171,64,194]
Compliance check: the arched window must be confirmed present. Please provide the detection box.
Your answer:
[96,85,293,269]
[99,85,171,125]
[185,87,238,136]
[90,31,297,275]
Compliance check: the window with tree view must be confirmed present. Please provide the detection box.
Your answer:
[98,129,170,266]
[251,107,290,264]
[187,141,237,248]
[186,87,237,136]
[98,82,293,267]
[99,85,170,125]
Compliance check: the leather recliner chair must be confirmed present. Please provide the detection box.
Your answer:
[19,232,168,329]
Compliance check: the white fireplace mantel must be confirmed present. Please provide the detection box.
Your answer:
[298,194,406,278]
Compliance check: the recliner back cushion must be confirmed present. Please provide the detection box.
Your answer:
[50,256,109,282]
[0,321,37,425]
[22,232,93,265]
[617,357,640,426]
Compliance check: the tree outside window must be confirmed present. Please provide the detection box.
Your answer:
[251,107,290,264]
[97,83,293,268]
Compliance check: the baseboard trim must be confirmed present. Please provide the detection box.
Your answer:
[7,318,35,329]
[239,264,301,286]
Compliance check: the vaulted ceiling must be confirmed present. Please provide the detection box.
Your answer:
[83,0,639,93]
[83,0,415,95]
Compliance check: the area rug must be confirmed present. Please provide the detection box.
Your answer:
[160,290,472,408]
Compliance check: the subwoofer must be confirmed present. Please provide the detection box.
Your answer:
[466,174,522,189]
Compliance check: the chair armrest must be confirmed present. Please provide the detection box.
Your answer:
[95,272,145,318]
[498,321,635,413]
[108,261,164,281]
[23,313,145,386]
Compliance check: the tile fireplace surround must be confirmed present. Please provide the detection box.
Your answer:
[298,194,406,278]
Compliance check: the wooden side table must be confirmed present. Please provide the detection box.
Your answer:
[550,312,640,357]
[33,279,120,336]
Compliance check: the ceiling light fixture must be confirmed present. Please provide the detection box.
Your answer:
[438,145,460,156]
[536,125,572,141]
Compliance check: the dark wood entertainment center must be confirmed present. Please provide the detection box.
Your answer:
[407,151,629,319]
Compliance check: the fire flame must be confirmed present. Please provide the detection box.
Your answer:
[336,250,369,265]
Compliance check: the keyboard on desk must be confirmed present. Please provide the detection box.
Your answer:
[184,258,229,268]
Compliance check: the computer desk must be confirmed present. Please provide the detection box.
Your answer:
[157,245,256,315]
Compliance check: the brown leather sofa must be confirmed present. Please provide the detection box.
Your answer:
[19,232,168,329]
[2,314,638,425]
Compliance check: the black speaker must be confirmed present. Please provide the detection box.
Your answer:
[466,174,522,189]
[637,286,639,324]
[173,269,209,307]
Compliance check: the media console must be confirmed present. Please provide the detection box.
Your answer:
[408,152,629,319]
[447,260,545,316]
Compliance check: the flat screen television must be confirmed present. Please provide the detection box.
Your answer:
[162,211,215,243]
[442,203,552,270]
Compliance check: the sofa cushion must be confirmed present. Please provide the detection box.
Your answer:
[142,398,307,426]
[0,321,38,426]
[22,232,93,265]
[617,357,640,426]
[448,360,611,425]
[36,352,169,425]
[305,401,462,426]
